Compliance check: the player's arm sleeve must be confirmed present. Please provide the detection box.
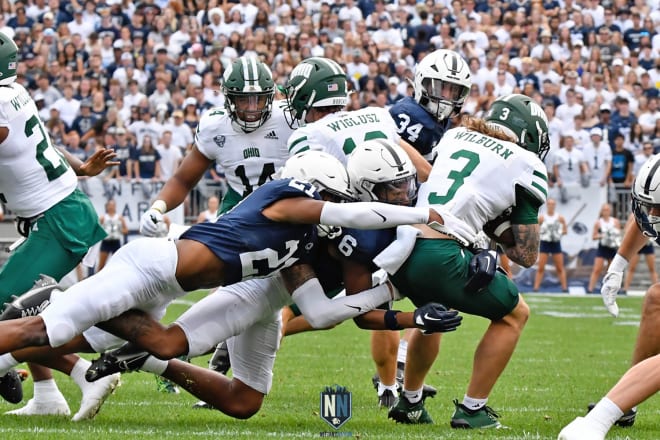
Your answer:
[291,277,393,329]
[320,201,430,229]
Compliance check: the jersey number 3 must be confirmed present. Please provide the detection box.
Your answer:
[428,149,480,204]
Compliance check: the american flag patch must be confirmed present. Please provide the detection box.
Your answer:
[8,62,16,69]
[327,83,338,92]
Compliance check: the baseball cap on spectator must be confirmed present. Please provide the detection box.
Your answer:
[120,52,133,62]
[115,127,126,135]
[332,37,343,45]
[353,49,361,57]
[184,97,197,107]
[113,40,124,49]
[43,11,54,21]
[388,77,399,86]
[33,92,45,101]
[612,58,624,67]
[590,127,603,137]
[522,57,533,65]
[43,28,56,37]
[186,58,197,67]
[73,8,83,15]
[274,27,286,36]
[80,99,92,108]
[600,103,611,112]
[24,52,35,60]
[540,29,552,38]
[377,54,390,63]
[572,37,584,47]
[565,71,578,79]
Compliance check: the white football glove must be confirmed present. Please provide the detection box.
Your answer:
[600,271,622,317]
[139,208,164,236]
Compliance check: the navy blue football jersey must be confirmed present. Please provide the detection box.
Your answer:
[389,96,451,159]
[180,178,319,284]
[313,227,397,293]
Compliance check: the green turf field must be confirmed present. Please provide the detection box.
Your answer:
[0,292,657,439]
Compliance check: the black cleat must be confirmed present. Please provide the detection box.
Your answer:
[0,274,62,321]
[378,389,397,409]
[0,370,24,404]
[192,401,215,410]
[209,341,231,375]
[371,361,438,401]
[587,402,637,427]
[86,343,149,382]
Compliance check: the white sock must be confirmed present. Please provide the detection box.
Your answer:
[397,339,408,364]
[33,378,64,401]
[585,397,624,434]
[403,386,424,404]
[0,354,19,376]
[462,395,488,411]
[69,358,92,390]
[141,356,168,375]
[377,381,398,396]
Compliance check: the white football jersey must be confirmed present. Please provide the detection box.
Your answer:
[287,106,400,164]
[195,101,294,198]
[0,83,77,217]
[418,126,548,243]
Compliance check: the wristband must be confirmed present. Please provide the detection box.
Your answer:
[609,253,628,273]
[151,199,167,214]
[384,310,402,330]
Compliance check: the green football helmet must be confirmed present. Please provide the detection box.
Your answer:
[283,57,348,128]
[222,56,275,133]
[485,94,550,161]
[0,31,18,86]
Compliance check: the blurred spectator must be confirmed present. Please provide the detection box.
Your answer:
[196,196,220,224]
[556,88,584,131]
[610,132,634,187]
[155,130,183,181]
[610,96,638,149]
[552,134,589,198]
[128,106,162,147]
[106,127,135,181]
[70,99,97,137]
[534,198,568,292]
[583,127,612,187]
[588,203,622,293]
[132,134,161,183]
[97,199,128,272]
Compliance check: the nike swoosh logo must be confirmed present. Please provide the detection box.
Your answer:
[423,313,442,321]
[371,210,387,223]
[346,305,363,312]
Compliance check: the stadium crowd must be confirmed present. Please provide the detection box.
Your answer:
[0,0,658,216]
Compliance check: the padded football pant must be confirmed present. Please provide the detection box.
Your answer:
[0,189,106,303]
[176,276,291,394]
[389,238,519,321]
[40,237,184,349]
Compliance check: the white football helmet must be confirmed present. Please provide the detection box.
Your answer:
[280,151,355,202]
[413,49,471,121]
[346,139,417,206]
[632,154,660,242]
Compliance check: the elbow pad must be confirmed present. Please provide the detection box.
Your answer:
[291,278,391,329]
[320,202,429,230]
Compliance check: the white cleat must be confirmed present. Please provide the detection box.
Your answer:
[72,373,120,422]
[5,397,71,416]
[558,417,606,440]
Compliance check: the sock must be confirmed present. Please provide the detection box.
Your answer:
[403,386,424,404]
[70,358,92,390]
[585,397,624,434]
[377,381,398,396]
[33,378,64,401]
[462,395,488,411]
[397,339,408,364]
[141,356,168,375]
[0,354,19,376]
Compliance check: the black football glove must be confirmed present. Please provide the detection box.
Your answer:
[464,249,497,293]
[413,303,462,334]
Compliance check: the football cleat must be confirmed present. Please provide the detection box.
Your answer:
[5,397,70,416]
[72,373,120,421]
[0,370,23,404]
[86,343,149,382]
[450,399,502,429]
[587,402,636,427]
[371,361,438,401]
[192,401,215,410]
[209,341,231,375]
[0,274,62,321]
[388,395,433,424]
[155,375,180,394]
[378,389,397,409]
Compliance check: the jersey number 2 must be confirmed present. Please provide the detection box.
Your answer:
[428,150,480,204]
[26,115,69,182]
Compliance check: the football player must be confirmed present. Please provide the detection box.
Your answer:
[383,94,549,428]
[0,31,120,420]
[371,48,471,408]
[558,154,660,439]
[0,151,460,420]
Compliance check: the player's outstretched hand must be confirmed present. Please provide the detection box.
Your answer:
[414,303,462,333]
[80,148,120,177]
[600,271,622,317]
[140,208,164,236]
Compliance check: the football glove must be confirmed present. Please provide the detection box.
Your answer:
[413,303,462,333]
[464,249,497,293]
[139,208,164,236]
[601,271,622,317]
